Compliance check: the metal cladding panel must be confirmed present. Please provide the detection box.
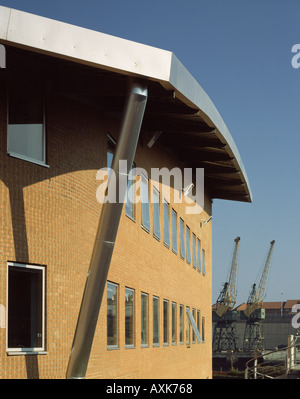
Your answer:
[2,6,172,81]
[0,6,10,39]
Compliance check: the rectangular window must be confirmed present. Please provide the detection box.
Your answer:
[163,201,170,248]
[197,238,202,272]
[192,234,197,269]
[7,262,45,352]
[163,299,169,345]
[172,302,177,345]
[202,249,206,275]
[141,293,148,346]
[186,306,190,345]
[172,209,177,254]
[202,316,205,342]
[180,218,185,259]
[141,174,150,232]
[180,305,184,344]
[125,288,134,347]
[197,310,200,343]
[7,72,46,166]
[192,309,196,343]
[107,282,118,347]
[153,296,159,346]
[125,166,136,221]
[153,187,160,240]
[186,226,191,264]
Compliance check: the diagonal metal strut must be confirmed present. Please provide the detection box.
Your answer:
[66,80,148,379]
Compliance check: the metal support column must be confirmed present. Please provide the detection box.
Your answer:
[66,80,148,379]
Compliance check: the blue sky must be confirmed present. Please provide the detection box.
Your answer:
[1,0,299,305]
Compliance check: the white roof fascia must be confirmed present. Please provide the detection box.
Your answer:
[0,6,252,202]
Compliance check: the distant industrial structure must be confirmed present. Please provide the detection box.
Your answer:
[236,300,300,350]
[213,237,299,371]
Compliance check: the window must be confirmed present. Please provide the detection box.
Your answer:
[141,293,148,346]
[180,305,184,344]
[107,282,118,347]
[180,218,185,259]
[172,302,177,345]
[163,201,170,248]
[202,316,205,342]
[192,234,197,269]
[192,309,196,343]
[141,174,150,232]
[163,300,169,345]
[186,306,190,345]
[125,288,134,347]
[153,187,160,240]
[186,226,191,264]
[125,166,136,220]
[153,296,159,346]
[7,262,45,352]
[202,249,206,275]
[172,209,177,254]
[7,72,46,166]
[197,310,200,343]
[197,238,202,272]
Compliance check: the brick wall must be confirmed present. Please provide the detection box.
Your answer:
[0,81,212,378]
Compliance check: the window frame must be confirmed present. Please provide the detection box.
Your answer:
[172,302,177,345]
[180,218,185,260]
[163,299,169,346]
[141,292,149,347]
[152,186,161,240]
[197,238,202,273]
[197,310,201,344]
[172,209,178,254]
[141,173,151,232]
[180,304,184,344]
[202,249,206,276]
[125,164,136,222]
[186,306,190,345]
[163,200,170,248]
[192,308,196,343]
[125,287,135,348]
[152,296,160,347]
[192,233,197,269]
[107,281,119,349]
[6,262,46,354]
[7,73,48,168]
[186,225,191,264]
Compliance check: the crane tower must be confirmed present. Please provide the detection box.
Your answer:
[212,237,240,352]
[242,240,275,352]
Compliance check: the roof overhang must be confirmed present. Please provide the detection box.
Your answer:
[0,6,252,203]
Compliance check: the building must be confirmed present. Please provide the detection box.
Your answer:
[0,7,251,379]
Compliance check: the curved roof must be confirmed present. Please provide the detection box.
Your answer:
[0,6,252,203]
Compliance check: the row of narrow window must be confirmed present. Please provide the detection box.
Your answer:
[108,148,206,276]
[107,281,205,349]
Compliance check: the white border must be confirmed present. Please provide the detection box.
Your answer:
[6,262,46,354]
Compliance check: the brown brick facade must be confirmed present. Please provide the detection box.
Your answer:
[0,51,212,379]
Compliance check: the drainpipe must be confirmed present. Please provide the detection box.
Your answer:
[66,80,148,379]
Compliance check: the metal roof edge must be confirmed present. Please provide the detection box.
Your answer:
[0,6,252,202]
[169,53,252,202]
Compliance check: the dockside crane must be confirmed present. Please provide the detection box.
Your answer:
[242,240,275,353]
[212,237,240,352]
